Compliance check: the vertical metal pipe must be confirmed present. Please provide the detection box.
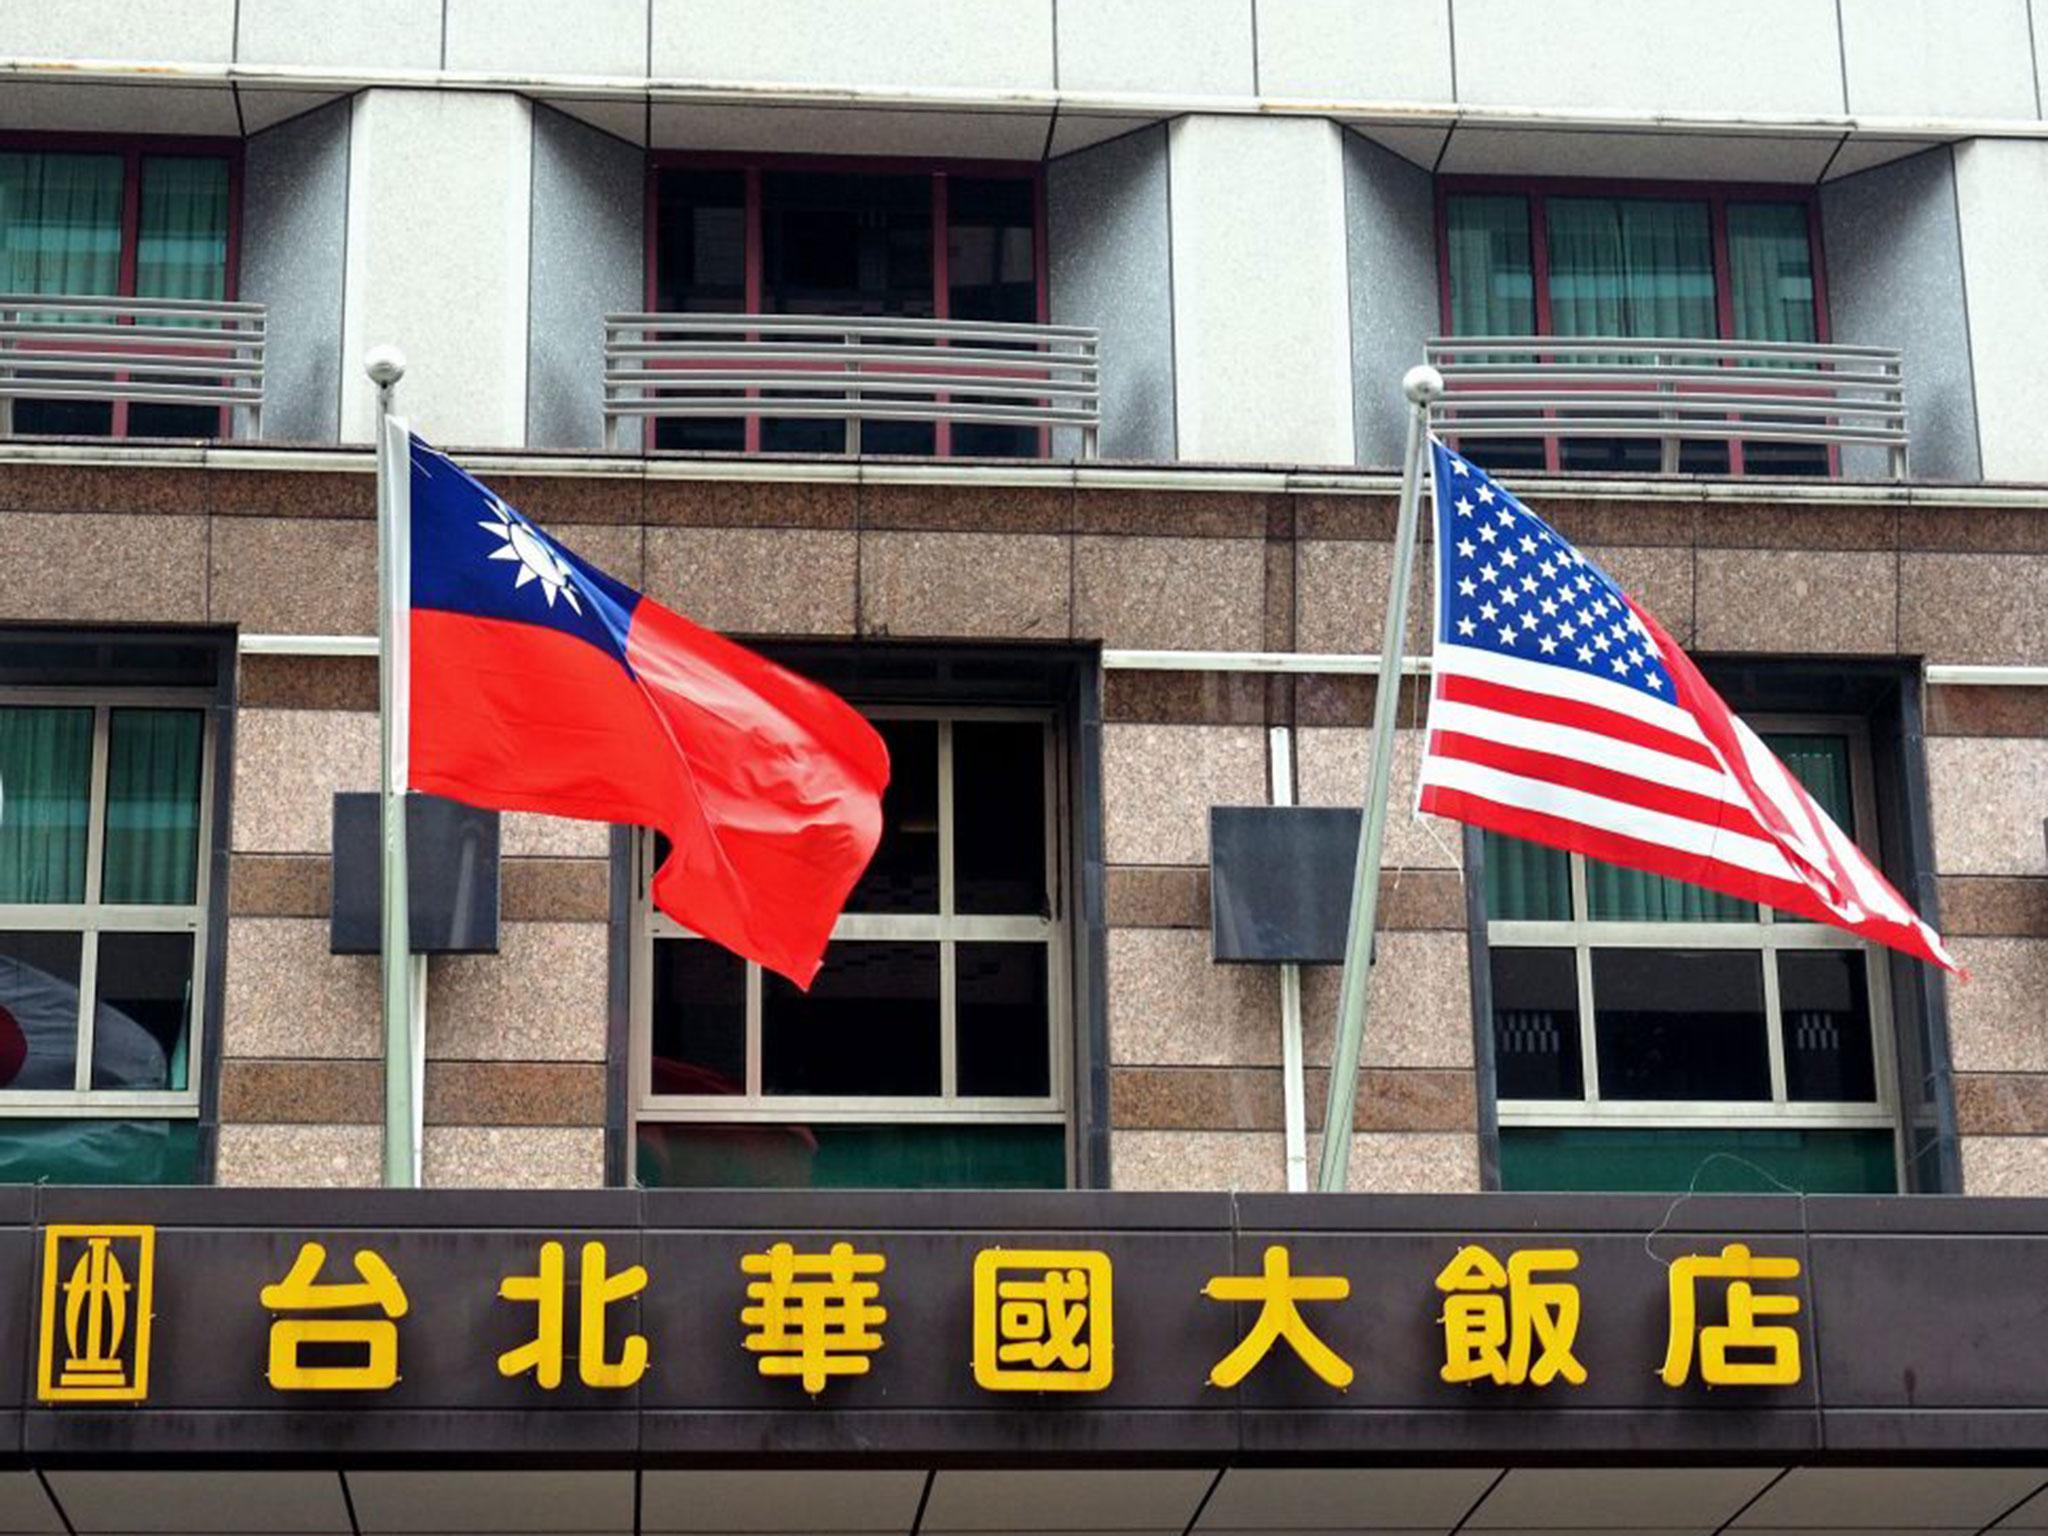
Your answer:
[367,345,416,1189]
[1268,724,1309,1193]
[1314,364,1443,1194]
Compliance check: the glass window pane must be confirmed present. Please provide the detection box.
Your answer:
[762,171,931,318]
[953,719,1048,915]
[1483,831,1571,920]
[1490,947,1582,1100]
[1499,1126,1896,1194]
[1547,197,1716,340]
[1591,947,1770,1100]
[136,157,229,304]
[1779,949,1877,1102]
[0,706,93,903]
[1727,202,1816,345]
[102,708,204,905]
[648,939,747,1096]
[0,929,82,1090]
[0,1118,199,1185]
[948,177,1035,323]
[636,1121,1063,1190]
[1446,195,1533,335]
[762,940,939,1096]
[652,168,747,453]
[957,942,1049,1097]
[845,718,938,914]
[0,152,122,297]
[92,931,191,1092]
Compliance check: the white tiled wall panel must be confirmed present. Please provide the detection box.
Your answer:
[1254,0,1453,101]
[445,0,648,77]
[1169,115,1354,465]
[1840,0,2038,119]
[1953,137,2048,480]
[339,91,533,448]
[650,0,1054,91]
[1056,0,1255,97]
[0,0,235,64]
[1452,0,1846,117]
[236,0,443,70]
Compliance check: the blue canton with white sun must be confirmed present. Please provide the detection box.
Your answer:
[1431,440,1673,702]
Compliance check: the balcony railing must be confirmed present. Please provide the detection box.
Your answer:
[603,313,1100,457]
[1425,337,1908,479]
[0,295,265,440]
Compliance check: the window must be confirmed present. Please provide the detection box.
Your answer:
[1485,724,1900,1195]
[0,141,238,439]
[651,159,1044,458]
[1440,181,1826,476]
[634,707,1070,1189]
[0,686,215,1183]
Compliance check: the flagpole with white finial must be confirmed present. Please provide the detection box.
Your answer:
[1315,363,1444,1193]
[367,344,419,1189]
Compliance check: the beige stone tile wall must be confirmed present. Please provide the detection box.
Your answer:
[219,660,612,1189]
[1928,682,2048,1192]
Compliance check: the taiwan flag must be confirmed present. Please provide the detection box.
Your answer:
[406,435,888,987]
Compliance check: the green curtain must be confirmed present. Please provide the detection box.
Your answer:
[0,707,92,903]
[136,157,229,307]
[1485,733,1854,924]
[1547,197,1716,340]
[1484,832,1571,920]
[102,710,203,906]
[0,152,122,297]
[1445,195,1534,336]
[1726,203,1816,345]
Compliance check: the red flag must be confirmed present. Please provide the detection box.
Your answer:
[404,436,887,987]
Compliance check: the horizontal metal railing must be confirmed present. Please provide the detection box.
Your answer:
[1425,336,1907,478]
[603,313,1099,457]
[0,294,264,439]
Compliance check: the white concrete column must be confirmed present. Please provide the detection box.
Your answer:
[1953,137,2048,482]
[340,89,533,447]
[1167,115,1355,466]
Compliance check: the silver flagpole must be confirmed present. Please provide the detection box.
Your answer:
[1315,364,1443,1193]
[367,344,417,1189]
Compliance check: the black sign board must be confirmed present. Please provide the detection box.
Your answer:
[7,1188,2048,1464]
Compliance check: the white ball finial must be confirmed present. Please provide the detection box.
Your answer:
[364,345,408,387]
[1403,364,1445,406]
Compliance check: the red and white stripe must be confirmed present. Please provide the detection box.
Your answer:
[1417,599,1961,974]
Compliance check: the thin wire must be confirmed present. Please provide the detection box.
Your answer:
[1642,1152,1805,1268]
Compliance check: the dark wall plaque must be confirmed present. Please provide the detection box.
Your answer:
[1210,806,1363,964]
[329,792,501,955]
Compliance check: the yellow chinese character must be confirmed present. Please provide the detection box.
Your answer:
[261,1241,409,1391]
[1202,1245,1353,1390]
[498,1240,649,1390]
[1435,1244,1586,1387]
[37,1226,155,1403]
[740,1240,886,1393]
[972,1248,1113,1392]
[1660,1242,1802,1388]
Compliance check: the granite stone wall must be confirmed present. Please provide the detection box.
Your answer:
[0,453,2039,1194]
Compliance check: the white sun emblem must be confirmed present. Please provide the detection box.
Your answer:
[478,498,581,613]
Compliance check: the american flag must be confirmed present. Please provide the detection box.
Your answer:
[1416,439,1959,974]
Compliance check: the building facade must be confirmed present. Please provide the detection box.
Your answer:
[0,0,2040,1211]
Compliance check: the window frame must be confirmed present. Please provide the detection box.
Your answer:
[0,684,217,1117]
[1486,713,1900,1162]
[630,702,1071,1133]
[643,150,1050,459]
[0,130,244,441]
[1434,175,1834,478]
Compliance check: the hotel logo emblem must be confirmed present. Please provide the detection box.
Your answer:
[37,1225,156,1402]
